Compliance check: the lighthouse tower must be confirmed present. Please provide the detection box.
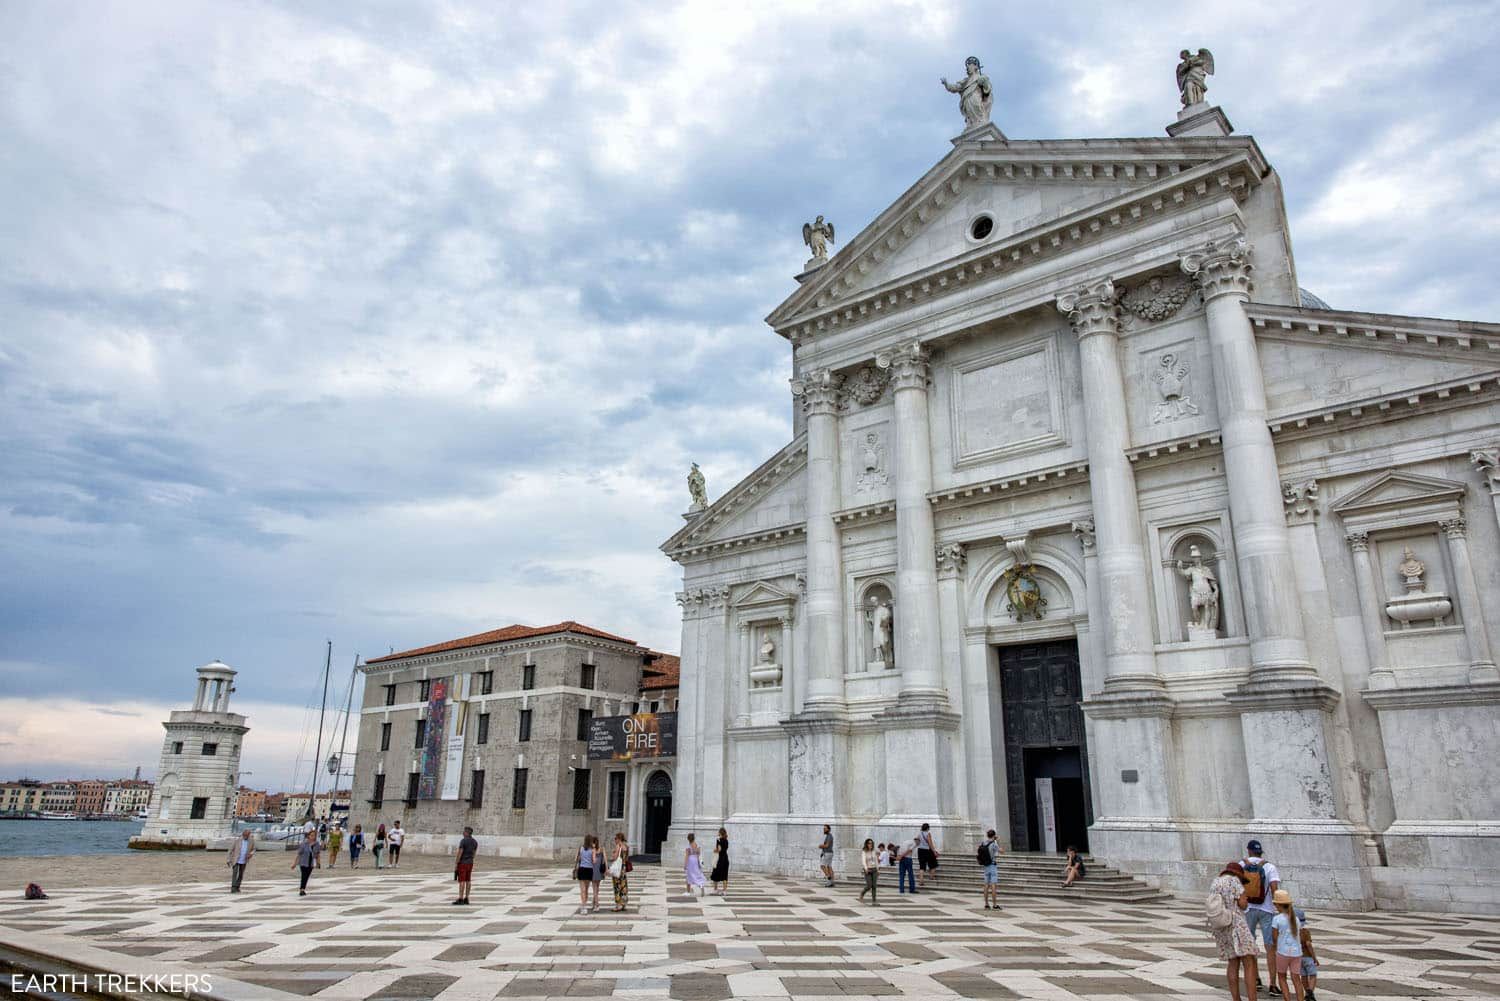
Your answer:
[130,661,250,849]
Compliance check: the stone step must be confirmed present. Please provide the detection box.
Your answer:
[878,852,1172,903]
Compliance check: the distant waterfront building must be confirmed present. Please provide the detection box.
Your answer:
[234,787,267,818]
[102,780,154,816]
[73,779,107,816]
[130,661,249,849]
[352,622,679,858]
[262,791,287,820]
[0,780,44,815]
[283,789,350,823]
[40,782,76,814]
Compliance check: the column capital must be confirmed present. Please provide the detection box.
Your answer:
[1345,531,1370,552]
[1070,518,1097,551]
[1440,516,1468,539]
[935,542,968,578]
[1281,479,1320,526]
[875,340,930,391]
[1180,236,1253,300]
[790,368,845,416]
[1471,445,1500,489]
[1056,279,1120,340]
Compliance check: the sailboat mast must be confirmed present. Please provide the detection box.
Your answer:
[332,654,359,809]
[306,639,332,820]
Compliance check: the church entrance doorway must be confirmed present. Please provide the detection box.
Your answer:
[998,639,1092,853]
[642,770,673,857]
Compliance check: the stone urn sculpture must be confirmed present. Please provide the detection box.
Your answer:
[1384,546,1452,628]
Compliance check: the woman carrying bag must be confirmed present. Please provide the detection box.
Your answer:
[373,823,387,870]
[609,832,632,912]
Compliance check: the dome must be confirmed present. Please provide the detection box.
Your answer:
[1297,287,1331,310]
[197,660,236,677]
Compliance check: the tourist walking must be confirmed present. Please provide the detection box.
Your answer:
[575,835,596,913]
[859,838,879,905]
[684,833,708,897]
[609,832,631,912]
[373,823,387,869]
[453,826,478,905]
[1299,922,1319,1001]
[710,827,730,895]
[1062,845,1086,888]
[1270,890,1305,1000]
[227,830,255,893]
[327,825,344,868]
[389,821,404,867]
[1207,862,1259,1001]
[817,824,835,887]
[897,834,918,894]
[916,823,939,887]
[877,842,889,867]
[348,825,365,868]
[294,831,318,896]
[589,835,606,911]
[1241,840,1280,994]
[980,828,1003,910]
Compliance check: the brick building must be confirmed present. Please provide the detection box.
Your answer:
[234,787,267,818]
[353,621,679,859]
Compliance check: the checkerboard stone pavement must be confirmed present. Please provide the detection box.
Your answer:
[3,862,1498,1000]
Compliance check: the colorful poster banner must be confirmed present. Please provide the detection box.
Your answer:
[586,712,677,761]
[417,677,448,800]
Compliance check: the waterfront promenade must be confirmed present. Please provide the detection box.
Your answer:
[1,860,1495,1000]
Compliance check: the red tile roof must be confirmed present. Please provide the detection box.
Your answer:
[640,652,680,690]
[367,621,638,664]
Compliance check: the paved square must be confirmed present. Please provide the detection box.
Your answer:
[3,863,1498,999]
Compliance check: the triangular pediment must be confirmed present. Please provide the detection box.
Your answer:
[734,580,796,608]
[767,136,1268,331]
[1331,470,1468,516]
[661,436,808,558]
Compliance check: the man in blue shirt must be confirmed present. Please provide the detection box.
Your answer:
[227,831,255,893]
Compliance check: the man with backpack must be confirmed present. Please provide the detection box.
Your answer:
[978,829,1003,910]
[1242,839,1282,995]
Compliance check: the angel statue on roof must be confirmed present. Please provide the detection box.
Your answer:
[941,56,994,129]
[803,215,835,265]
[1176,48,1214,108]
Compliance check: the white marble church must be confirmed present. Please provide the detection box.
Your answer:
[662,55,1500,912]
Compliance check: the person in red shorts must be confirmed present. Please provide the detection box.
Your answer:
[453,826,478,905]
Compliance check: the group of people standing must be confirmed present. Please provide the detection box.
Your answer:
[1208,840,1320,1001]
[572,832,635,912]
[224,817,410,897]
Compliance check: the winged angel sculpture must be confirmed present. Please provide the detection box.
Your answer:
[803,215,835,265]
[1176,48,1214,107]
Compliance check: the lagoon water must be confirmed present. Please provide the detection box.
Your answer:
[0,819,142,857]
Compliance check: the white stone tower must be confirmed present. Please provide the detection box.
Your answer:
[130,661,250,849]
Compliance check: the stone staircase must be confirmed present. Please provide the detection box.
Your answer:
[898,851,1172,904]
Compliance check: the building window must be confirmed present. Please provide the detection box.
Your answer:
[521,665,535,690]
[470,769,485,809]
[380,722,392,751]
[572,768,590,810]
[384,684,397,706]
[649,701,659,713]
[370,774,385,807]
[512,768,528,809]
[189,797,208,820]
[607,772,625,819]
[581,664,596,690]
[476,713,490,745]
[419,679,432,702]
[517,709,532,743]
[201,743,218,756]
[414,718,427,749]
[404,771,420,805]
[479,670,494,695]
[630,701,640,714]
[171,741,183,755]
[576,708,593,740]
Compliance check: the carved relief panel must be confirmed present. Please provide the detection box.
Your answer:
[949,336,1067,466]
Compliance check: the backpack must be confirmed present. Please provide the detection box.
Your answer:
[977,841,994,866]
[23,883,47,900]
[1205,889,1232,930]
[1242,859,1268,905]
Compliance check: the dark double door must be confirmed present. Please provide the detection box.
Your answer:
[999,640,1092,853]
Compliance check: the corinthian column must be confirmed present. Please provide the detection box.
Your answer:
[876,341,946,706]
[1472,447,1500,536]
[1182,238,1318,686]
[1440,517,1498,682]
[790,368,847,713]
[1056,280,1163,695]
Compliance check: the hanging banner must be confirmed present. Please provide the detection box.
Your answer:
[1035,776,1057,853]
[440,675,468,801]
[587,712,677,761]
[417,678,448,799]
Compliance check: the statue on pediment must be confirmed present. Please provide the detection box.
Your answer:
[1176,48,1214,108]
[687,462,708,512]
[802,215,835,265]
[942,57,994,128]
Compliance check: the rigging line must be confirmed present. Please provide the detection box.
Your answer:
[306,639,333,819]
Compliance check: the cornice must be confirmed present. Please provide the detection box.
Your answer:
[668,522,807,563]
[1247,303,1500,357]
[359,634,641,675]
[1267,371,1500,441]
[1362,682,1500,711]
[771,150,1263,343]
[663,436,809,556]
[927,460,1090,509]
[1126,431,1223,465]
[832,500,896,526]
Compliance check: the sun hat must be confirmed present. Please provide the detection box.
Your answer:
[1219,861,1246,879]
[1272,889,1293,906]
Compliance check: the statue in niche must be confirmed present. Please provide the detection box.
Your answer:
[1176,48,1214,108]
[867,596,894,666]
[941,57,994,128]
[1171,544,1220,635]
[802,215,835,264]
[687,462,708,512]
[759,633,776,663]
[1150,352,1200,424]
[1397,546,1427,592]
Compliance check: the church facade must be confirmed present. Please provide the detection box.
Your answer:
[662,63,1500,913]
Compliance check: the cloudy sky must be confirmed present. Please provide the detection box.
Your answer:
[2,0,1497,789]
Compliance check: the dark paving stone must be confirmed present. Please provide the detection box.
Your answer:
[299,944,401,959]
[433,941,498,962]
[669,973,732,1000]
[669,941,717,960]
[370,973,460,1000]
[932,971,1020,999]
[669,922,709,935]
[235,975,346,997]
[1391,947,1484,961]
[883,941,942,961]
[1044,975,1182,995]
[191,941,277,963]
